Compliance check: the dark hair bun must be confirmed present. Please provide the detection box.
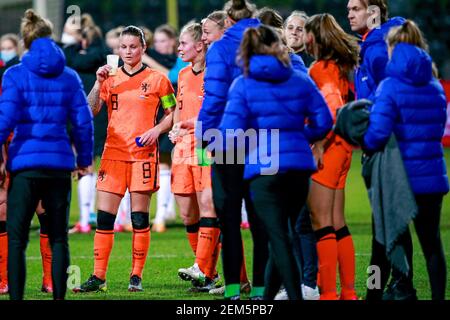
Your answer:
[24,9,40,23]
[232,0,246,10]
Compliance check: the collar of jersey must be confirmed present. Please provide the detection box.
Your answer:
[121,64,148,77]
[191,67,204,76]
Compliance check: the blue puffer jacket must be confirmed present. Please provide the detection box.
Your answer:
[196,18,260,141]
[364,43,449,195]
[0,37,93,172]
[355,17,405,101]
[290,53,307,74]
[220,55,333,180]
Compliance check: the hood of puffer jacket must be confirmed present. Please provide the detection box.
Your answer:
[386,43,433,85]
[22,37,66,78]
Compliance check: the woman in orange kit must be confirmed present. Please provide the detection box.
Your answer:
[303,13,359,300]
[168,22,221,291]
[75,26,176,293]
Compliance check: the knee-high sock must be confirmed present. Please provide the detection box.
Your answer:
[155,169,171,224]
[78,174,93,227]
[186,222,200,255]
[131,212,150,278]
[336,226,356,299]
[195,218,220,279]
[39,234,52,285]
[38,213,52,285]
[132,228,150,278]
[207,241,221,279]
[94,211,116,280]
[315,227,338,300]
[93,231,114,280]
[0,222,7,285]
[240,240,249,283]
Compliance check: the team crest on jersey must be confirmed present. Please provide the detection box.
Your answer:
[140,82,150,99]
[141,82,150,93]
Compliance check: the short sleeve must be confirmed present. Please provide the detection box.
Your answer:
[99,78,111,102]
[157,75,176,110]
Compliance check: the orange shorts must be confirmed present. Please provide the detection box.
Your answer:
[171,163,212,194]
[312,138,353,190]
[97,159,159,195]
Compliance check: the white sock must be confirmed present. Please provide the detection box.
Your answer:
[87,172,97,224]
[78,174,93,227]
[241,200,248,224]
[89,173,97,213]
[155,169,171,224]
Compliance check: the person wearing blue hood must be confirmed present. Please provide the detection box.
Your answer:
[363,20,448,301]
[347,0,406,300]
[348,0,405,101]
[0,9,93,300]
[196,0,269,300]
[220,25,332,300]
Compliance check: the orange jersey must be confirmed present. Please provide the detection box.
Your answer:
[174,66,204,159]
[309,60,349,122]
[100,65,176,162]
[310,60,353,188]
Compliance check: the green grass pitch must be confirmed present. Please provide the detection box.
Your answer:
[1,149,449,300]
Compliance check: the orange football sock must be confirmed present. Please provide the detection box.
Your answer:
[240,241,249,284]
[207,241,221,279]
[195,218,220,279]
[39,234,52,285]
[131,227,151,278]
[186,222,200,255]
[315,227,338,300]
[0,232,7,285]
[93,230,114,280]
[336,226,357,300]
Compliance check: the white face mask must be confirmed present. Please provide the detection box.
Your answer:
[61,32,78,45]
[1,50,17,64]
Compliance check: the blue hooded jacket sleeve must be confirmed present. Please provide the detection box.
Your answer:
[220,77,249,132]
[67,70,94,168]
[196,41,232,139]
[0,70,22,144]
[364,79,397,151]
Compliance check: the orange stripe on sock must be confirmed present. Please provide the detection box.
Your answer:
[317,233,338,300]
[337,235,356,299]
[133,227,151,234]
[94,231,115,280]
[96,230,114,235]
[195,227,220,279]
[317,234,336,242]
[132,228,150,278]
[39,234,52,284]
